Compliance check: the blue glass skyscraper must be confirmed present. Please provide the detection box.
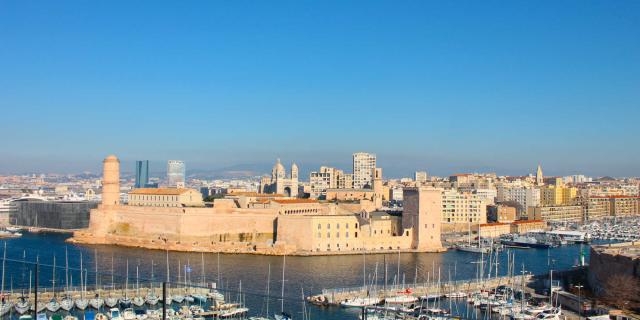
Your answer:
[135,160,149,188]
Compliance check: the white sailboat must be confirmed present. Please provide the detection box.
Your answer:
[0,243,13,316]
[132,264,144,307]
[172,259,184,304]
[145,260,159,306]
[119,260,131,308]
[457,216,490,253]
[46,256,61,312]
[274,255,292,320]
[75,254,89,310]
[89,249,104,310]
[60,248,75,311]
[104,256,119,308]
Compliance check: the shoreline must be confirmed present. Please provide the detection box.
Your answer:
[68,232,448,256]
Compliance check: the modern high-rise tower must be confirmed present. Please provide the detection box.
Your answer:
[352,152,376,189]
[167,160,185,186]
[134,160,149,188]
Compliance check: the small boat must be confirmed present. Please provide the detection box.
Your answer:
[6,226,21,232]
[109,308,123,320]
[46,299,61,312]
[60,296,75,311]
[84,310,96,320]
[122,308,136,320]
[206,290,224,301]
[89,295,104,310]
[15,296,31,314]
[19,315,33,320]
[384,295,418,304]
[191,294,208,303]
[445,292,467,298]
[132,296,145,307]
[50,314,64,320]
[75,297,89,311]
[340,297,381,307]
[31,301,46,313]
[144,292,159,306]
[0,302,13,316]
[172,295,185,304]
[37,313,48,320]
[104,296,119,308]
[64,315,79,320]
[119,296,132,309]
[95,313,109,320]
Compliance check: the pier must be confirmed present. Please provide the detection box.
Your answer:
[313,274,533,305]
[2,284,211,303]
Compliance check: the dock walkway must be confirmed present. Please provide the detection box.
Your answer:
[317,275,532,305]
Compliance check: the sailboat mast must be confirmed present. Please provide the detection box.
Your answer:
[266,263,270,317]
[94,249,98,290]
[1,242,5,296]
[80,253,84,298]
[280,254,286,313]
[65,247,69,293]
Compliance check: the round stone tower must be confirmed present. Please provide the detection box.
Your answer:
[102,155,120,206]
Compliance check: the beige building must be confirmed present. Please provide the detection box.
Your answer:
[309,166,344,198]
[487,204,516,223]
[527,205,583,223]
[441,189,488,224]
[128,188,204,207]
[608,195,640,216]
[510,220,547,233]
[474,222,511,238]
[585,197,611,220]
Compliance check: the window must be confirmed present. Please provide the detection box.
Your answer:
[327,232,330,238]
[327,224,330,229]
[337,223,340,229]
[336,232,340,238]
[346,232,349,238]
[317,224,321,230]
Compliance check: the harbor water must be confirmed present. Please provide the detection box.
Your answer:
[1,232,598,319]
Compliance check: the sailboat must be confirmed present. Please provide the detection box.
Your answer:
[15,251,31,314]
[60,248,75,311]
[46,255,61,312]
[132,264,145,307]
[75,254,89,310]
[172,259,184,304]
[0,243,13,316]
[274,255,292,320]
[119,260,131,308]
[191,253,208,303]
[163,251,173,305]
[457,217,490,253]
[144,260,159,306]
[89,249,104,310]
[104,256,119,308]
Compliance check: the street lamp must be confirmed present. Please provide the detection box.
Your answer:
[575,284,584,320]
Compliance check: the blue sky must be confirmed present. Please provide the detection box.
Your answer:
[1,1,639,177]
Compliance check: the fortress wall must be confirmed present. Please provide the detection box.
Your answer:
[79,205,279,246]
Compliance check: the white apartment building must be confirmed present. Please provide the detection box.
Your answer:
[496,184,540,211]
[309,166,343,198]
[442,189,488,224]
[415,171,428,184]
[473,188,497,205]
[353,152,376,189]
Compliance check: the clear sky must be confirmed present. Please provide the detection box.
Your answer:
[1,1,639,177]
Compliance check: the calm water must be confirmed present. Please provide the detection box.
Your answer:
[1,232,594,319]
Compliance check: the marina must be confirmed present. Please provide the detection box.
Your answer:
[0,231,611,320]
